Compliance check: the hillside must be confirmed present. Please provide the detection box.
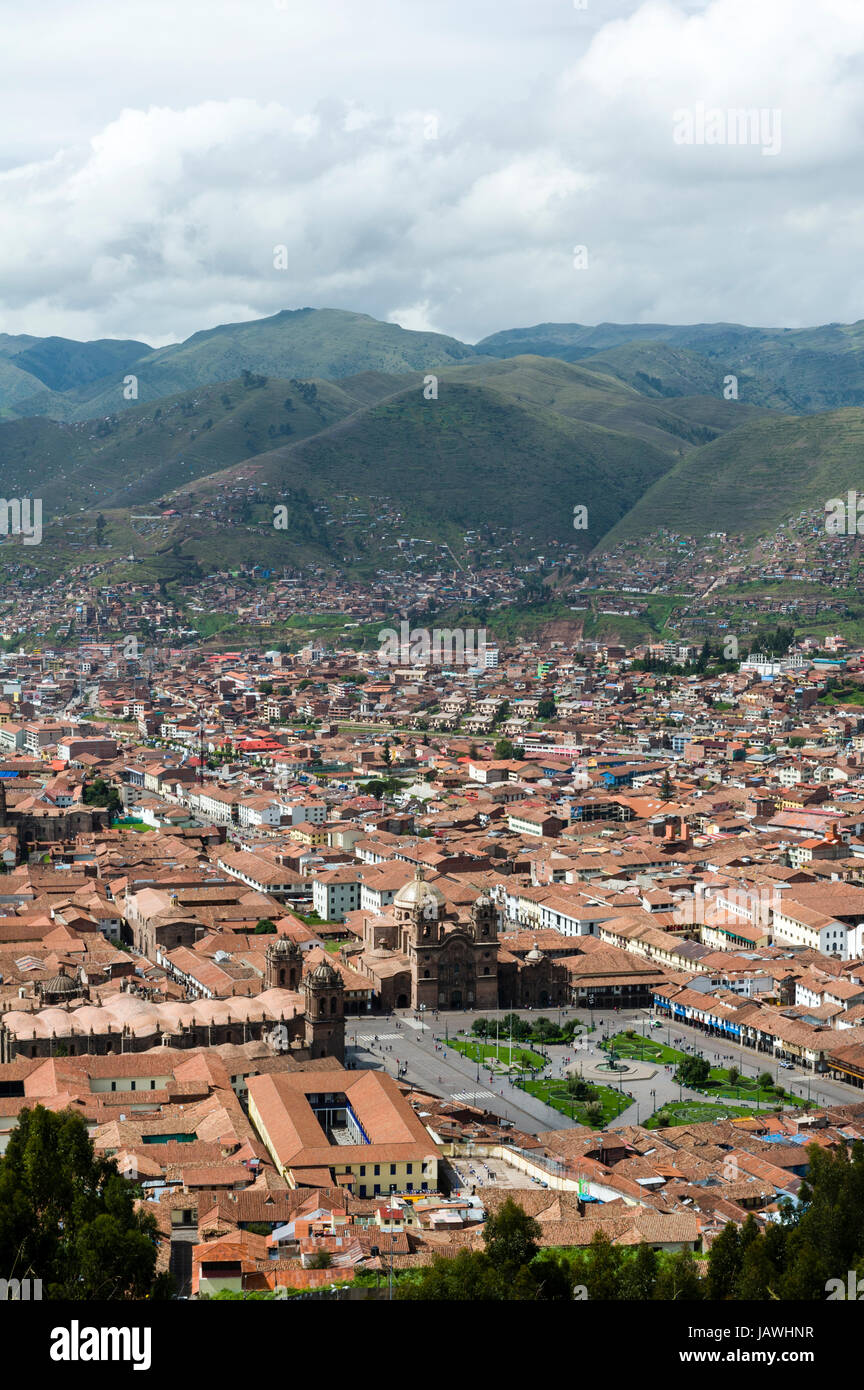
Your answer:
[477,320,864,414]
[601,407,864,543]
[177,377,676,553]
[0,371,409,516]
[13,308,477,422]
[0,332,149,417]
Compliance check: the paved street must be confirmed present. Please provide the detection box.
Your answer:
[346,1008,577,1134]
[346,1003,864,1134]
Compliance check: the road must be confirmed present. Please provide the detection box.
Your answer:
[346,1004,864,1134]
[346,1009,576,1135]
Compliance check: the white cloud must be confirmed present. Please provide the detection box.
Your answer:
[2,0,864,344]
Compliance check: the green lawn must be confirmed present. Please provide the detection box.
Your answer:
[645,1100,755,1128]
[519,1077,631,1126]
[447,1038,546,1073]
[600,1031,682,1064]
[604,1032,807,1110]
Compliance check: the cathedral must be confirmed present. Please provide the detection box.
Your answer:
[0,776,110,857]
[358,866,499,1012]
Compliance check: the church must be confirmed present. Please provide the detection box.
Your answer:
[353,865,562,1013]
[0,775,111,857]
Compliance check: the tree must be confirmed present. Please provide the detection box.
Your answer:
[532,1016,556,1041]
[707,1221,742,1300]
[396,1249,501,1301]
[483,1197,540,1274]
[727,1065,740,1086]
[758,1071,775,1092]
[676,1055,711,1088]
[620,1243,658,1300]
[308,1250,333,1269]
[254,919,277,934]
[654,1250,704,1301]
[500,1013,531,1041]
[494,738,514,760]
[537,698,556,720]
[583,1230,623,1299]
[83,776,122,820]
[0,1105,169,1300]
[566,1077,597,1103]
[95,513,107,546]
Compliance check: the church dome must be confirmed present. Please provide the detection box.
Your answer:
[307,959,342,988]
[394,867,445,912]
[269,936,300,957]
[525,942,544,963]
[43,970,78,995]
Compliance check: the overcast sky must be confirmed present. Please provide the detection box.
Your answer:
[2,0,863,346]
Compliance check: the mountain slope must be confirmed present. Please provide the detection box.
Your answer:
[176,377,677,552]
[439,354,740,452]
[477,320,864,414]
[601,407,864,544]
[0,372,406,516]
[14,308,477,422]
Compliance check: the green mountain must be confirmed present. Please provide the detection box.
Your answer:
[477,320,864,414]
[602,407,864,543]
[0,370,408,516]
[13,308,477,422]
[0,333,149,417]
[10,308,864,587]
[174,371,675,554]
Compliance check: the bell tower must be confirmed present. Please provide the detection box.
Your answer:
[469,892,498,942]
[304,959,345,1060]
[265,937,302,991]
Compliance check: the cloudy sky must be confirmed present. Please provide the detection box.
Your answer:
[2,0,864,346]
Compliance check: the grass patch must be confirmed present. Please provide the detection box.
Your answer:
[447,1038,546,1073]
[519,1077,631,1126]
[645,1100,754,1128]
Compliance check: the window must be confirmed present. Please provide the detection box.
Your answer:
[374,1164,380,1176]
[359,1165,366,1176]
[406,1164,412,1174]
[390,1164,396,1175]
